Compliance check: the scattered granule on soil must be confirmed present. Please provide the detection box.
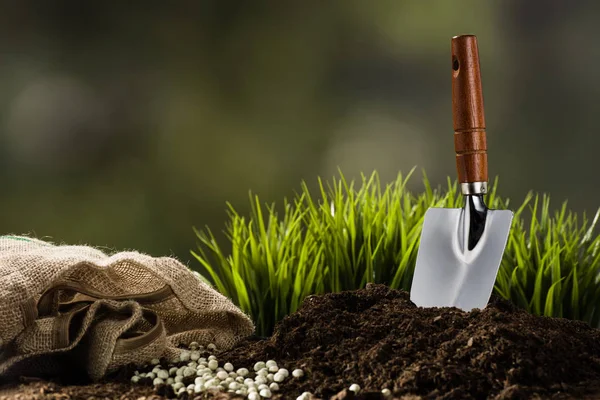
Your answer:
[217,283,600,400]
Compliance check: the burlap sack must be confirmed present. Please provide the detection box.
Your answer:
[0,235,254,382]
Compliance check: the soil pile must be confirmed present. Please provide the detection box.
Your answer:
[219,283,600,399]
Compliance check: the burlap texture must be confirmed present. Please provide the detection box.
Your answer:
[0,236,254,381]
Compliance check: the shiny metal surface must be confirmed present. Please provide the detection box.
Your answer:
[410,195,513,311]
[464,194,486,251]
[460,181,487,195]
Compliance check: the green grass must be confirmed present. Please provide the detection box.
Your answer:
[496,194,600,326]
[192,169,600,336]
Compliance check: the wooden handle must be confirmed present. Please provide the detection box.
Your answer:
[452,35,487,184]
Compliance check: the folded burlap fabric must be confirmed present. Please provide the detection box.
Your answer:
[0,236,254,381]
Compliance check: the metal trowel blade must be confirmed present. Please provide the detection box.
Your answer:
[410,206,513,311]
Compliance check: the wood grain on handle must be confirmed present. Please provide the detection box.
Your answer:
[452,35,488,184]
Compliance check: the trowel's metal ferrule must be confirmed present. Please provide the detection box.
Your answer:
[463,194,488,252]
[460,182,488,196]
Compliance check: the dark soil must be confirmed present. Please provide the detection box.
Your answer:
[0,379,159,400]
[3,284,600,399]
[218,283,600,399]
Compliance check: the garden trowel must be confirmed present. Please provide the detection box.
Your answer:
[410,35,513,311]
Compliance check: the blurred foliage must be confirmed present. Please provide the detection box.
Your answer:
[194,170,600,336]
[1,1,600,265]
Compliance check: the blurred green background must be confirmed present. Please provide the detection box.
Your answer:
[1,1,597,265]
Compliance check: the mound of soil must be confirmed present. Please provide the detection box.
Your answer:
[3,283,600,399]
[219,283,600,399]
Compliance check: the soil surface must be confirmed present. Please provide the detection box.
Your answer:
[3,284,600,399]
[0,380,158,400]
